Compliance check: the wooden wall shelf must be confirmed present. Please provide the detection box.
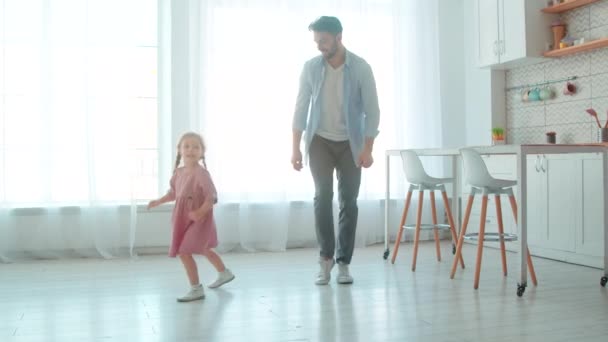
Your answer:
[542,0,600,13]
[543,37,608,57]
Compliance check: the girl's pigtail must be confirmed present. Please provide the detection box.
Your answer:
[173,154,181,173]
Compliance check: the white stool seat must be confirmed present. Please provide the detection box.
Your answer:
[401,150,452,188]
[460,148,516,191]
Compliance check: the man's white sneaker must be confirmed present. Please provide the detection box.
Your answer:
[208,269,235,289]
[315,258,335,285]
[177,285,205,302]
[337,263,353,284]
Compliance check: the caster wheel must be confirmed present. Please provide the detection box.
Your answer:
[601,276,607,287]
[383,249,389,260]
[517,284,526,297]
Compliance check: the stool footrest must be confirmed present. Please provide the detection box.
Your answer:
[463,232,518,242]
[403,223,452,230]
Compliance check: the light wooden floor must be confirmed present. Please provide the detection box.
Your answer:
[1,242,608,342]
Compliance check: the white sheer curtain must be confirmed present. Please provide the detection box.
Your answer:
[0,0,157,262]
[0,0,443,261]
[165,0,443,252]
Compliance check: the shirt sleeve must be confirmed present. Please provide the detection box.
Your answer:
[360,62,380,138]
[292,61,312,132]
[166,172,177,201]
[200,169,218,204]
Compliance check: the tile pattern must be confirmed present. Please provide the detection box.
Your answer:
[546,122,595,144]
[507,104,545,129]
[591,96,608,124]
[562,6,590,39]
[506,0,608,144]
[507,126,547,145]
[591,0,608,29]
[589,47,608,74]
[591,72,608,97]
[545,99,592,125]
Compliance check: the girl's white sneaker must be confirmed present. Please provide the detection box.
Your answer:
[208,269,235,289]
[177,285,205,302]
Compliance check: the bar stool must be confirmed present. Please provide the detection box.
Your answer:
[450,148,537,290]
[391,150,464,271]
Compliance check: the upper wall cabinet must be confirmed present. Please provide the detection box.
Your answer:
[475,0,556,69]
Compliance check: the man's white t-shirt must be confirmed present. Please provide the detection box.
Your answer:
[317,62,348,142]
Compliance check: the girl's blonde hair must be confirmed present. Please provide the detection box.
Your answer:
[174,132,208,172]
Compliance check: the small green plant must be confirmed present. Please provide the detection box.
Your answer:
[491,127,504,140]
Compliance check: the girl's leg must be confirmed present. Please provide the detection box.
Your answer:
[203,249,226,272]
[204,249,235,289]
[179,254,200,285]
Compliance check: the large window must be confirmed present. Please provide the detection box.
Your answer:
[202,4,396,202]
[0,0,158,206]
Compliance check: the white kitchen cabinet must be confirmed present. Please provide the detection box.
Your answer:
[525,155,547,248]
[526,154,579,252]
[544,155,580,252]
[579,155,604,258]
[525,153,604,267]
[475,0,555,69]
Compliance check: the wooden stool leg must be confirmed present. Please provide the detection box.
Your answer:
[495,195,508,276]
[391,191,413,264]
[451,194,475,279]
[442,191,464,269]
[508,195,538,286]
[474,195,488,289]
[527,247,538,286]
[412,190,425,272]
[430,191,441,262]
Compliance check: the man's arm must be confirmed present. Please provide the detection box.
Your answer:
[292,129,304,171]
[293,130,303,153]
[361,62,380,141]
[292,62,312,171]
[293,62,312,134]
[357,63,380,168]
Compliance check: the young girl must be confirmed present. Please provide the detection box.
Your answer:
[148,132,234,302]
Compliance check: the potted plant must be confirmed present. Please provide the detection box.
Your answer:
[491,127,505,145]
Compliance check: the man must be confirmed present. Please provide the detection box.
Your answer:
[291,16,380,285]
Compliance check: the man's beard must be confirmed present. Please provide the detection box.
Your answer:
[322,48,336,60]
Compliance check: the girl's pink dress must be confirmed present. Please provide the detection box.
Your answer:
[167,165,218,257]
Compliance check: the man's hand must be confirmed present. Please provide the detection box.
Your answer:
[291,149,303,171]
[358,148,374,168]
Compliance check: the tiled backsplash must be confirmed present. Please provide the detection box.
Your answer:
[506,0,608,144]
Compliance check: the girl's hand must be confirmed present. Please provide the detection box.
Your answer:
[188,209,204,222]
[147,200,161,210]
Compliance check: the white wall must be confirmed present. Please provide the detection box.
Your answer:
[437,0,509,148]
[463,0,496,146]
[438,0,466,149]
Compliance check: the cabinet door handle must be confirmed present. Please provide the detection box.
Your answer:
[541,155,546,173]
[493,41,498,56]
[500,40,505,55]
[535,155,541,172]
